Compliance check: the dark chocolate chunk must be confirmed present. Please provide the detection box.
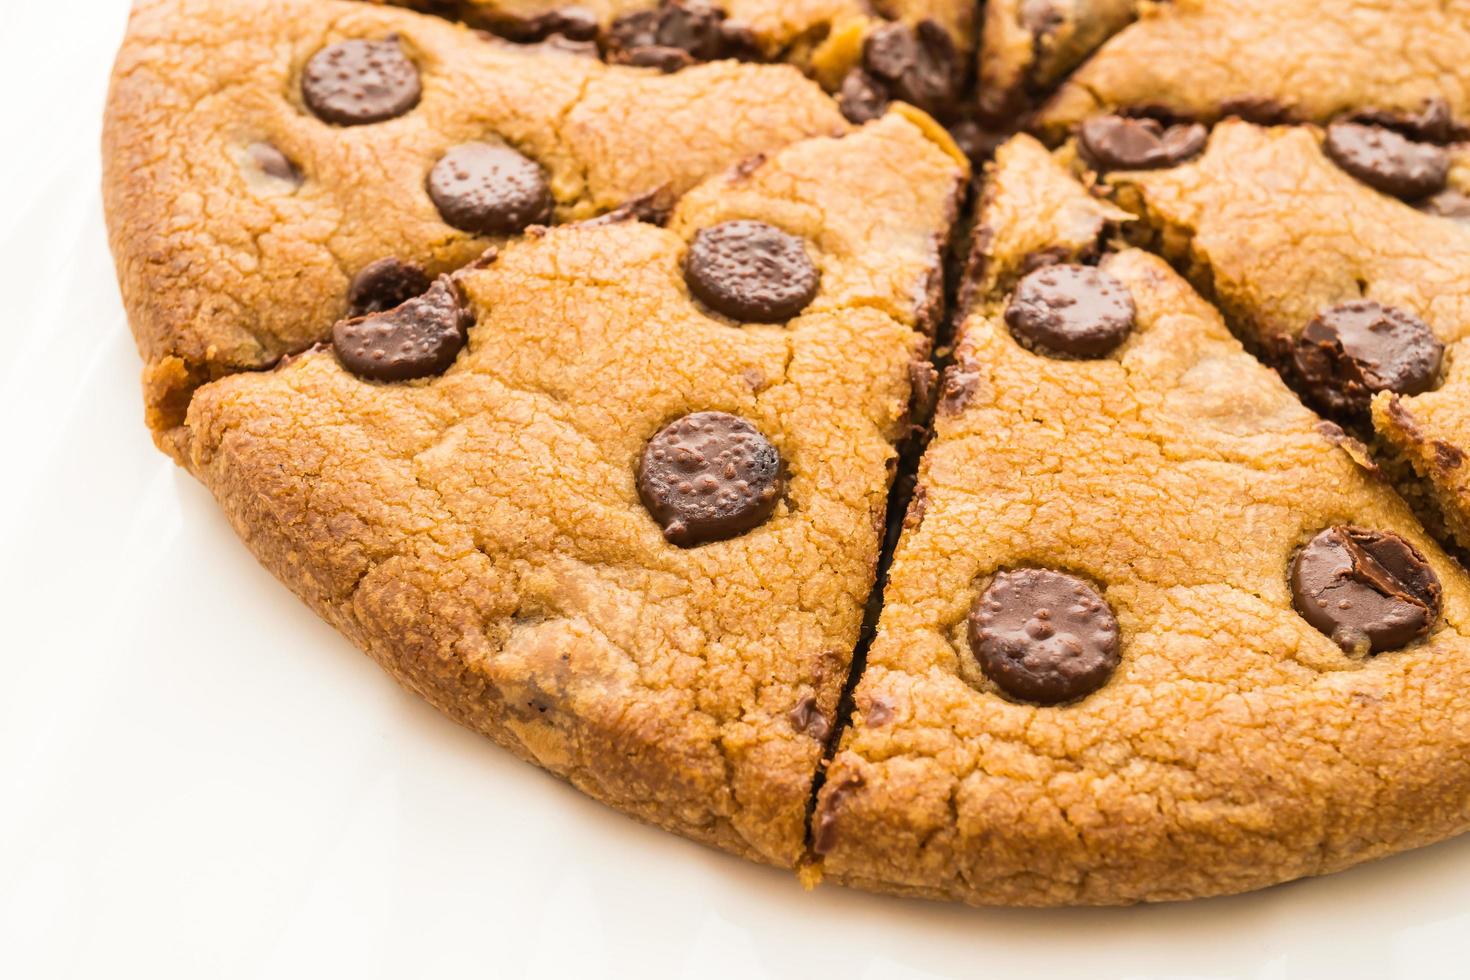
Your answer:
[1078,114,1207,171]
[968,569,1120,704]
[302,37,421,126]
[332,277,472,381]
[607,1,759,71]
[428,142,553,235]
[637,411,782,546]
[684,220,819,322]
[245,141,303,185]
[1323,122,1449,200]
[1290,526,1442,655]
[347,257,431,317]
[837,68,890,124]
[860,20,961,120]
[1005,263,1135,358]
[1290,300,1443,415]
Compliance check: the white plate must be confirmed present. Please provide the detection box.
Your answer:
[4,3,1470,977]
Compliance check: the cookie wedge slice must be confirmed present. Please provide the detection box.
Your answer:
[1112,121,1470,553]
[976,0,1140,121]
[813,135,1470,905]
[383,0,977,113]
[103,0,850,452]
[177,112,966,868]
[1034,0,1470,139]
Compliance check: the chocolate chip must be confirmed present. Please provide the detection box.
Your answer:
[302,37,421,126]
[347,257,431,317]
[1218,97,1294,126]
[637,411,782,546]
[1290,526,1442,655]
[332,277,472,381]
[607,1,759,71]
[245,141,302,185]
[861,20,961,120]
[812,774,863,855]
[1324,122,1449,200]
[1349,98,1459,144]
[787,695,830,741]
[684,221,819,322]
[837,68,889,124]
[1005,264,1136,358]
[968,569,1120,704]
[937,359,982,416]
[1078,114,1207,171]
[1019,0,1062,36]
[428,142,553,236]
[489,7,600,43]
[1290,300,1443,416]
[1420,189,1470,223]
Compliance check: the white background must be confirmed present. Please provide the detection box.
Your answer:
[4,2,1470,977]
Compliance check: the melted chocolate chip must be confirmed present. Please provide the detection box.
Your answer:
[1078,114,1207,171]
[302,37,421,126]
[428,142,553,236]
[1005,263,1136,358]
[812,774,864,855]
[788,695,830,741]
[969,569,1120,704]
[347,257,431,317]
[860,20,961,120]
[1349,98,1459,144]
[1290,526,1442,655]
[245,141,303,185]
[637,411,782,546]
[607,1,759,72]
[937,360,982,416]
[332,277,472,381]
[1323,122,1449,201]
[837,68,890,124]
[1420,189,1470,223]
[489,7,600,43]
[684,221,819,322]
[1290,300,1443,416]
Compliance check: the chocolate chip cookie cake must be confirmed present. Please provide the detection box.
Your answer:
[104,0,1470,904]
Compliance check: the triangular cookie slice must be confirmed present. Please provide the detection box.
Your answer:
[178,112,966,867]
[1111,121,1470,552]
[381,0,977,122]
[1036,0,1470,138]
[104,0,849,450]
[814,135,1470,904]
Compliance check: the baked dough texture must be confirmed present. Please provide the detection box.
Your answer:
[105,0,1470,905]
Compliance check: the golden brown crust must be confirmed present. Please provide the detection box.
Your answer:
[814,139,1470,905]
[102,0,848,447]
[178,113,965,867]
[1037,0,1470,138]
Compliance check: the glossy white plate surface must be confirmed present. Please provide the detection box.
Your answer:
[4,3,1470,977]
